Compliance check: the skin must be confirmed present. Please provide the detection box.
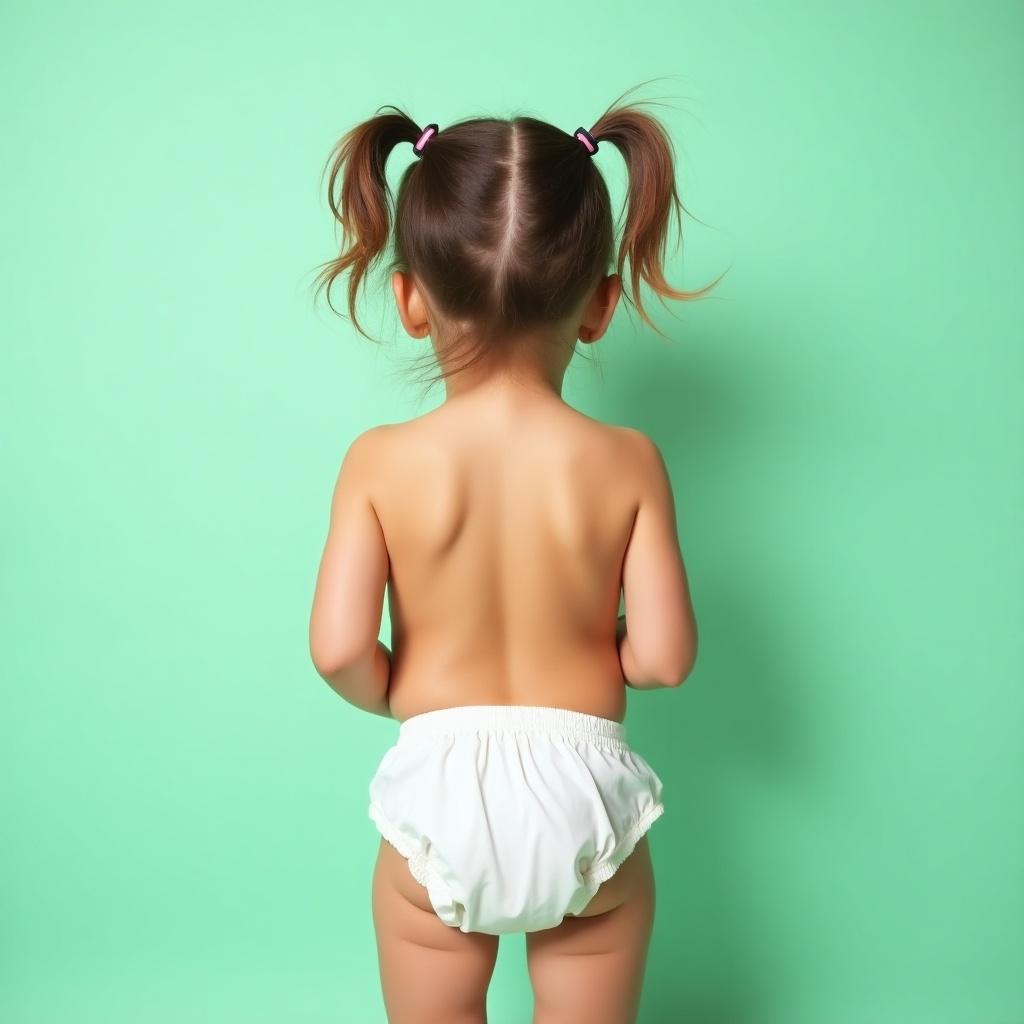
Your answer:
[309,271,698,1023]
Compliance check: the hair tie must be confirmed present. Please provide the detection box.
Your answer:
[574,127,599,156]
[413,123,439,157]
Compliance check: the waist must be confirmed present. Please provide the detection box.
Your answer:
[397,703,629,747]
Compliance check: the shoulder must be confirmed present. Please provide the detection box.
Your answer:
[343,423,396,461]
[331,424,400,498]
[337,424,387,471]
[607,425,675,503]
[609,424,668,469]
[340,410,453,476]
[557,413,668,478]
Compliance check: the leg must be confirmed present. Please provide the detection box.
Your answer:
[372,836,500,1024]
[526,834,656,1024]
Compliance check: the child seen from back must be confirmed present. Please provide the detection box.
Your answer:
[309,80,723,1024]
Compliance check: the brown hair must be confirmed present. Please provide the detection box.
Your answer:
[311,79,728,396]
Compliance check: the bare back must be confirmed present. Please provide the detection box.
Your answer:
[370,393,639,723]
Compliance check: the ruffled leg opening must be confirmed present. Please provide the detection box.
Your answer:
[368,801,464,929]
[580,801,666,887]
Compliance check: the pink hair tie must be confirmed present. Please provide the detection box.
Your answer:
[574,126,599,155]
[413,123,439,157]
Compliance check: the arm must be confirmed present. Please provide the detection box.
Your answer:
[308,427,394,719]
[616,429,698,689]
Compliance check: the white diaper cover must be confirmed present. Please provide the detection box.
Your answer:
[367,703,666,935]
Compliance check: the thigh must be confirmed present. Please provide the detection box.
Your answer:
[371,836,500,1024]
[526,835,656,1024]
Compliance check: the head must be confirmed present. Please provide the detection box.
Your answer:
[312,81,727,400]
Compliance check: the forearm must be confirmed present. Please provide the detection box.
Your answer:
[319,640,394,718]
[616,613,673,690]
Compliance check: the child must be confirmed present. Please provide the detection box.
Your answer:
[309,82,719,1024]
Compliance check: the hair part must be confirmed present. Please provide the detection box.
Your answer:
[311,79,728,398]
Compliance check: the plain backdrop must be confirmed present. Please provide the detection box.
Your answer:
[2,1,1021,1022]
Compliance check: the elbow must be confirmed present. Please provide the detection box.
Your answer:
[627,635,698,689]
[663,665,694,688]
[309,613,370,682]
[631,611,698,689]
[309,639,361,683]
[658,664,691,688]
[311,650,345,683]
[660,639,698,688]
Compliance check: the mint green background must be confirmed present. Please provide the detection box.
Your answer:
[3,1,1021,1021]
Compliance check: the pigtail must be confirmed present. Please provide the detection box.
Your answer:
[312,106,421,341]
[590,85,727,338]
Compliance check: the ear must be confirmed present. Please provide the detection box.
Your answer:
[577,273,623,344]
[391,271,432,340]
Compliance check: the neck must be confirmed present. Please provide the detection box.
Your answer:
[443,367,565,404]
[436,333,575,404]
[436,350,573,405]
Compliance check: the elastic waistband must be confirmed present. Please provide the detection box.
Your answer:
[398,704,629,746]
